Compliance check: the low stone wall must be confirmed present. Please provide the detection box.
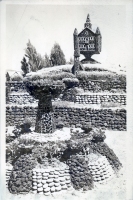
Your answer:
[7,92,126,106]
[32,167,72,194]
[65,94,126,105]
[78,80,126,92]
[8,93,38,104]
[6,81,26,92]
[6,105,126,130]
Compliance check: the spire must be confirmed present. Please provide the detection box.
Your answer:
[96,27,101,35]
[74,28,78,35]
[84,14,92,29]
[86,14,90,22]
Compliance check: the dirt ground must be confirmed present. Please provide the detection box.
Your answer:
[4,131,128,200]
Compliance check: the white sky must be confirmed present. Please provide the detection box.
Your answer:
[6,3,133,71]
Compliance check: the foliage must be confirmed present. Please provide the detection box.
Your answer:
[8,154,37,194]
[90,128,106,142]
[24,71,77,99]
[77,71,126,83]
[50,43,66,66]
[89,142,122,171]
[61,87,81,102]
[63,78,79,88]
[81,123,92,133]
[21,57,30,76]
[13,119,32,138]
[56,121,64,129]
[44,53,51,67]
[77,71,116,81]
[25,40,45,72]
[19,118,32,133]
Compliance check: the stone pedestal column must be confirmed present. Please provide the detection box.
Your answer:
[35,94,55,133]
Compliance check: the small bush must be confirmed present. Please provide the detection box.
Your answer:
[56,121,64,129]
[63,78,79,88]
[81,123,92,133]
[90,128,106,143]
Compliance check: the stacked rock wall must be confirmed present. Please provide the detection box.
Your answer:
[7,93,126,105]
[78,80,126,92]
[6,105,126,130]
[7,93,38,105]
[32,167,72,195]
[88,154,114,184]
[6,81,26,92]
[64,94,126,105]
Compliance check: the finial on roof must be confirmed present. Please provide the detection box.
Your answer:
[84,14,92,29]
[96,27,101,34]
[74,28,78,35]
[86,14,90,22]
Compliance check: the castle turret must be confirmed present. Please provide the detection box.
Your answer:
[72,28,80,75]
[84,14,92,29]
[73,28,80,57]
[95,27,102,53]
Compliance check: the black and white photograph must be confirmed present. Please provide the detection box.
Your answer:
[0,0,133,199]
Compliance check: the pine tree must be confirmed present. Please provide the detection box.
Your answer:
[25,40,45,71]
[50,43,66,66]
[44,53,51,67]
[21,57,29,76]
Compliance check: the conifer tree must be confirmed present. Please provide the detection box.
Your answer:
[50,43,66,66]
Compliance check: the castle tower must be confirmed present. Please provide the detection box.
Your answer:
[84,14,92,29]
[95,27,102,53]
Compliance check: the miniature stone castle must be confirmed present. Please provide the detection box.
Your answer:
[72,14,102,74]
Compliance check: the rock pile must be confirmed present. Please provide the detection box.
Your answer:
[88,153,114,184]
[32,166,72,195]
[8,154,37,194]
[67,155,94,191]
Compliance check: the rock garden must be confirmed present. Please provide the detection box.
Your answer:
[6,64,125,196]
[5,33,127,196]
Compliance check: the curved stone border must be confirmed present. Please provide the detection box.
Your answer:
[32,167,72,195]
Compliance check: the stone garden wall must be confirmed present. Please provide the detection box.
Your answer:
[8,93,38,105]
[78,80,126,92]
[31,166,72,194]
[65,94,126,105]
[6,105,126,130]
[6,80,126,98]
[6,81,26,92]
[7,93,126,105]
